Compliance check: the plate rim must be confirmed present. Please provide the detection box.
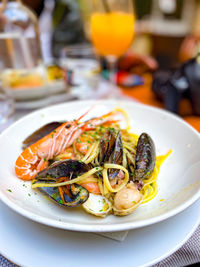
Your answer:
[143,204,200,267]
[0,99,200,232]
[0,199,200,267]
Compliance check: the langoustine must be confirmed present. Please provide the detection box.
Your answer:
[15,110,121,181]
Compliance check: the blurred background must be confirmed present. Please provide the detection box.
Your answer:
[1,0,200,130]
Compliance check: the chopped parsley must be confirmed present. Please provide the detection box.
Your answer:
[52,192,60,200]
[7,189,12,192]
[59,199,64,204]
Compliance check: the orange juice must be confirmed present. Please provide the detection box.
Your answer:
[91,12,134,57]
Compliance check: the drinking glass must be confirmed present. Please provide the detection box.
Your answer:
[84,0,135,83]
[0,0,42,69]
[0,84,15,132]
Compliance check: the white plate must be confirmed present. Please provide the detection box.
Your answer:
[0,199,199,267]
[11,80,67,101]
[0,100,200,232]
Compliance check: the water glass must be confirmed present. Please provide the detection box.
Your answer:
[0,86,15,132]
[60,44,100,91]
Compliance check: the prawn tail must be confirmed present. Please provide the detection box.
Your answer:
[15,145,43,181]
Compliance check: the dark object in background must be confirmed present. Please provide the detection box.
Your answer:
[151,35,184,70]
[152,55,200,115]
[52,1,86,58]
[118,52,158,74]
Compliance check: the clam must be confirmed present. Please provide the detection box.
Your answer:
[33,160,90,207]
[82,193,112,217]
[134,133,156,180]
[113,182,143,216]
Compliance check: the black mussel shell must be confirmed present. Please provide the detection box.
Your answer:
[34,160,90,182]
[38,183,89,207]
[109,130,123,179]
[134,133,156,180]
[99,129,116,165]
[23,122,64,150]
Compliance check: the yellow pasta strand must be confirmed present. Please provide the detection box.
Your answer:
[84,143,99,164]
[114,107,131,131]
[81,142,97,163]
[141,150,172,203]
[103,164,129,193]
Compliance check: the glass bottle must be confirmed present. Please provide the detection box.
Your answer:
[0,0,42,69]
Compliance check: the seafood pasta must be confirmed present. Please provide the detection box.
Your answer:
[15,109,171,217]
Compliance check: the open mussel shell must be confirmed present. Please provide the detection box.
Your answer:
[33,160,90,207]
[134,133,156,180]
[37,183,89,207]
[99,129,116,165]
[109,130,123,179]
[82,193,112,217]
[34,159,90,183]
[113,195,143,216]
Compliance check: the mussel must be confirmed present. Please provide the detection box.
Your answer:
[33,160,90,207]
[37,184,89,207]
[99,129,123,179]
[34,159,90,181]
[99,129,116,165]
[109,130,123,179]
[134,133,156,180]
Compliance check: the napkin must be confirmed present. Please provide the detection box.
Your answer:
[96,231,129,242]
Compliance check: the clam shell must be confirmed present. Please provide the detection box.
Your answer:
[82,193,112,217]
[113,195,143,216]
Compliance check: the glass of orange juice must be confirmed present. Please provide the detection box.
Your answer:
[88,0,135,83]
